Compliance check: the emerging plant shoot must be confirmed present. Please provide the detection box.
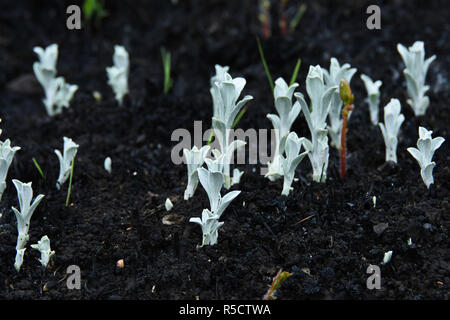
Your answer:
[280,132,308,196]
[266,78,300,181]
[0,138,21,201]
[397,41,436,116]
[339,79,355,179]
[183,145,210,200]
[11,180,45,272]
[379,99,405,163]
[197,167,241,218]
[106,45,129,105]
[322,58,357,149]
[407,127,445,189]
[33,44,78,116]
[31,235,55,268]
[189,167,240,247]
[295,65,339,182]
[210,72,253,188]
[55,137,79,190]
[360,74,382,125]
[189,209,224,247]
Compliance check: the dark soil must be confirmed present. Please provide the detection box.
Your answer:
[0,0,448,300]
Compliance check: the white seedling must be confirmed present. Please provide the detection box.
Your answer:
[360,74,382,125]
[197,167,240,218]
[55,137,79,190]
[280,132,308,196]
[294,65,339,182]
[397,41,436,116]
[266,77,300,181]
[31,235,55,268]
[183,145,210,200]
[190,167,240,247]
[189,209,224,247]
[379,99,405,163]
[322,58,357,149]
[381,250,393,265]
[211,72,253,188]
[106,45,130,105]
[407,127,445,189]
[104,157,112,174]
[0,139,21,201]
[11,179,45,272]
[33,44,78,116]
[165,198,173,211]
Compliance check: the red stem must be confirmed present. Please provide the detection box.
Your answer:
[340,105,354,179]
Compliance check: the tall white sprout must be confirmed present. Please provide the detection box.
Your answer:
[183,145,210,200]
[407,127,445,189]
[322,58,357,149]
[33,44,78,116]
[265,78,300,181]
[210,71,253,189]
[397,41,436,116]
[106,45,129,105]
[280,132,308,196]
[294,65,339,182]
[189,167,240,247]
[378,99,405,163]
[360,74,382,125]
[11,180,45,272]
[0,137,20,201]
[55,137,79,190]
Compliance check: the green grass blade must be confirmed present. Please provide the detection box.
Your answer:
[289,58,301,86]
[66,159,75,207]
[232,106,248,129]
[32,158,45,179]
[161,48,172,94]
[256,37,274,93]
[289,3,307,32]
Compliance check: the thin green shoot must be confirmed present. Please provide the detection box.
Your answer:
[289,3,307,32]
[83,0,108,23]
[32,158,45,180]
[65,159,75,207]
[161,47,173,94]
[256,37,274,92]
[289,58,301,86]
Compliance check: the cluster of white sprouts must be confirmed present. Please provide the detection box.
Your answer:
[0,38,445,270]
[182,41,444,247]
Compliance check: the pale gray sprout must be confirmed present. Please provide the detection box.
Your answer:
[266,77,300,181]
[280,132,308,196]
[294,65,339,182]
[407,126,445,189]
[31,235,55,268]
[33,44,78,116]
[0,139,21,201]
[197,167,240,218]
[104,157,112,174]
[360,74,382,125]
[183,145,210,200]
[55,137,79,190]
[378,99,405,163]
[11,179,45,272]
[397,41,436,116]
[189,209,224,247]
[210,72,252,188]
[106,45,130,105]
[322,58,357,149]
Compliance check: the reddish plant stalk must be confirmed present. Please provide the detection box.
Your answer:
[340,104,354,179]
[263,269,292,300]
[259,0,271,39]
[279,0,288,36]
